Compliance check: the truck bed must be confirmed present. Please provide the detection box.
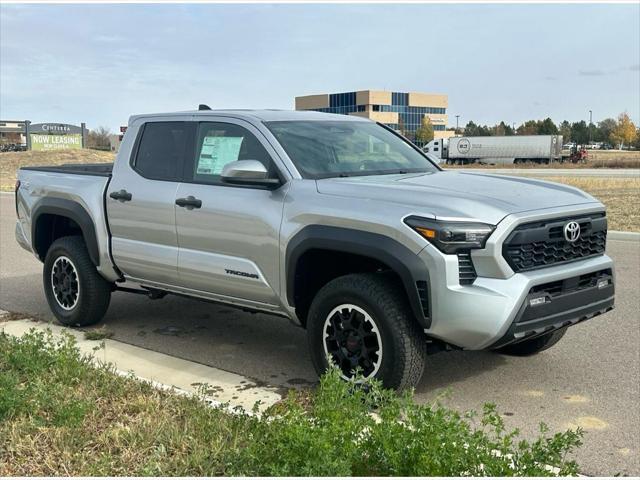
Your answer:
[21,163,113,177]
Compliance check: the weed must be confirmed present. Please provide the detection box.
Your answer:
[84,326,114,341]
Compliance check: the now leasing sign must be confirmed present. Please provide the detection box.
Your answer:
[30,133,82,150]
[29,123,84,150]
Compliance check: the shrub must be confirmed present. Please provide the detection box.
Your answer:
[231,368,582,476]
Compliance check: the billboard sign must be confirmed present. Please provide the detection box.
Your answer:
[29,123,84,151]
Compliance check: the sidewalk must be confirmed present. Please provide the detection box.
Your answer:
[0,311,283,413]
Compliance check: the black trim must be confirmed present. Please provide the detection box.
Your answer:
[101,175,123,279]
[490,269,615,349]
[285,225,432,328]
[457,251,477,285]
[21,164,113,177]
[32,198,100,266]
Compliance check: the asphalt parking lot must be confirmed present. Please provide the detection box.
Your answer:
[0,192,638,475]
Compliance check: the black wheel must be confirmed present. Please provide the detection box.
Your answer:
[43,236,112,327]
[307,273,427,391]
[494,328,567,356]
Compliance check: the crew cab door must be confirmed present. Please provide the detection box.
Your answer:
[174,119,286,307]
[107,121,195,285]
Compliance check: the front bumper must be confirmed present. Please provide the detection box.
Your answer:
[488,269,614,349]
[419,248,615,350]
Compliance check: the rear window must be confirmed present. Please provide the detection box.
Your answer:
[133,122,193,181]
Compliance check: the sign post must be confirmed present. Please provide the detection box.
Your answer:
[25,120,31,150]
[81,123,87,148]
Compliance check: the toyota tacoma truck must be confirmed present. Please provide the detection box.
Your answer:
[15,108,615,390]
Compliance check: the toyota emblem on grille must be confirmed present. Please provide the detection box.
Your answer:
[563,221,581,243]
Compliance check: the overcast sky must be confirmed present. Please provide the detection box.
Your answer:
[1,3,638,131]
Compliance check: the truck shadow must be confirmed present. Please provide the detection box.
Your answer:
[417,350,508,393]
[3,271,508,394]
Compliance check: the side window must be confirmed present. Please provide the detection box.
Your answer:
[133,122,192,181]
[188,122,274,185]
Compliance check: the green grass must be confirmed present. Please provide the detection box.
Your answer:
[0,330,583,476]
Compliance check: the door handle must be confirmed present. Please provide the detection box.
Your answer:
[175,195,202,209]
[109,189,132,202]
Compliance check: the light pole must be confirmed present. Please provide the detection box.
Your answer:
[588,110,593,145]
[455,115,460,132]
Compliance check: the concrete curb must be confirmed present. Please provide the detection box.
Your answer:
[0,313,283,414]
[608,230,640,241]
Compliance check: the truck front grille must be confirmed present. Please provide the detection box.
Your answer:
[503,213,607,272]
[457,251,477,285]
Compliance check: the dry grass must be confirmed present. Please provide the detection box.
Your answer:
[445,150,640,169]
[587,150,640,167]
[83,326,114,341]
[0,149,115,191]
[543,177,640,232]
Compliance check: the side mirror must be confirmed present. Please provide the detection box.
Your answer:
[220,160,281,189]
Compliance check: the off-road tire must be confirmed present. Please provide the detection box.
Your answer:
[43,236,111,327]
[495,327,567,356]
[307,273,427,391]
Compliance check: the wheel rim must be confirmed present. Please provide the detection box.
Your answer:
[322,304,383,380]
[50,256,80,311]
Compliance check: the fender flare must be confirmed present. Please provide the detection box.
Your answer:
[285,225,431,328]
[32,197,100,266]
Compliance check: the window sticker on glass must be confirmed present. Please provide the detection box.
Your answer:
[196,136,243,175]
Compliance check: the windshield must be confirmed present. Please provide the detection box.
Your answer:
[265,120,439,179]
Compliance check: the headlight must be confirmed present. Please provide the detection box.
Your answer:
[404,216,494,254]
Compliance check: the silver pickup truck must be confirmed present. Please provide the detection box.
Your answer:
[15,108,615,389]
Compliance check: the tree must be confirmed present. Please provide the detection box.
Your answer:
[538,118,558,135]
[610,112,637,149]
[570,121,589,145]
[558,120,572,142]
[398,117,408,138]
[463,121,479,136]
[415,116,434,145]
[494,121,514,136]
[477,124,492,136]
[87,126,112,149]
[596,118,617,144]
[517,120,539,135]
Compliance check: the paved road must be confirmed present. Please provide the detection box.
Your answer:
[453,168,640,178]
[1,193,638,475]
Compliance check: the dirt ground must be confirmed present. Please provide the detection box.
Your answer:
[0,149,115,191]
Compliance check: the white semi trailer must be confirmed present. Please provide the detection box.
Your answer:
[423,135,563,165]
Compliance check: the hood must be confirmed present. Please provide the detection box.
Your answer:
[316,171,600,225]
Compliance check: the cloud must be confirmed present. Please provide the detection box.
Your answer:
[544,76,557,81]
[629,64,640,71]
[579,69,607,76]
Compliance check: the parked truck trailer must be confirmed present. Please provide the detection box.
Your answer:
[423,135,563,165]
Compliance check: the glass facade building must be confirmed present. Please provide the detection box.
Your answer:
[295,90,451,144]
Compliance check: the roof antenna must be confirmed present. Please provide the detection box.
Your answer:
[198,104,212,111]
